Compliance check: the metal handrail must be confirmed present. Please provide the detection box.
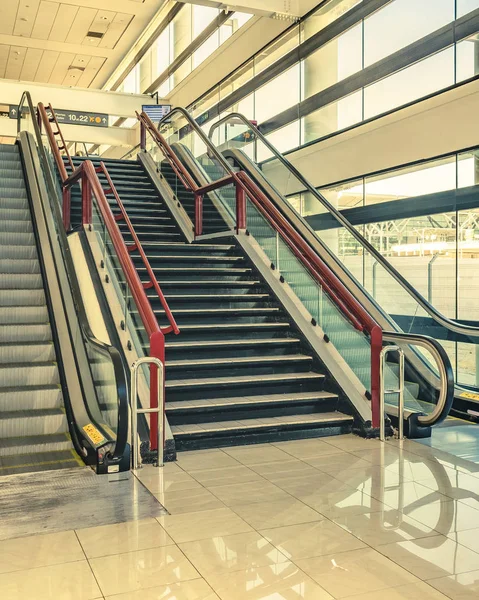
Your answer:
[98,162,179,335]
[131,357,164,469]
[383,331,454,427]
[380,345,405,441]
[17,91,129,465]
[146,106,455,429]
[208,112,479,340]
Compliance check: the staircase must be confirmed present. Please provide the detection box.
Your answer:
[66,155,355,450]
[0,144,78,475]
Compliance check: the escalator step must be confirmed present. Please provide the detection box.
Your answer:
[0,323,52,343]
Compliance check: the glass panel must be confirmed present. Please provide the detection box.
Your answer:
[457,0,479,18]
[301,0,363,42]
[456,33,479,83]
[254,26,300,75]
[301,23,363,100]
[364,48,455,120]
[254,65,301,123]
[256,122,301,162]
[364,0,455,67]
[301,90,363,144]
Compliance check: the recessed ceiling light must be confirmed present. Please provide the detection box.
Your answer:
[20,17,28,22]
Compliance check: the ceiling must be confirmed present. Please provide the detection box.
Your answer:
[0,0,166,88]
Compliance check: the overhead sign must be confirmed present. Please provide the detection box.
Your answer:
[46,108,108,127]
[142,104,171,123]
[8,105,27,119]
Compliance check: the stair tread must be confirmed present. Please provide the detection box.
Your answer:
[166,372,325,388]
[167,354,312,367]
[167,391,338,409]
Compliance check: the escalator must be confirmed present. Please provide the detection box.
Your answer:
[0,93,130,476]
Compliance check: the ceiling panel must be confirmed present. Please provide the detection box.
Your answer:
[34,49,60,81]
[31,1,60,40]
[77,55,105,87]
[63,53,91,85]
[49,4,79,43]
[5,46,27,80]
[65,7,97,45]
[0,1,20,36]
[20,47,43,80]
[0,45,10,78]
[99,13,132,49]
[49,50,76,83]
[14,0,41,38]
[84,9,115,47]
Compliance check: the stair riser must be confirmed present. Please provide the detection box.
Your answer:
[0,365,59,388]
[0,259,41,275]
[0,232,36,246]
[168,398,340,425]
[156,313,285,326]
[0,274,44,289]
[0,324,52,343]
[166,361,313,378]
[165,343,305,360]
[160,328,292,342]
[0,289,46,306]
[174,421,354,451]
[0,306,49,324]
[166,379,326,402]
[0,438,71,457]
[0,414,67,438]
[0,388,62,412]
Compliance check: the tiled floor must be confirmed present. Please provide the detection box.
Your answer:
[2,433,479,598]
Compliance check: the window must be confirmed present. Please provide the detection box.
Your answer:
[301,0,363,42]
[254,65,300,123]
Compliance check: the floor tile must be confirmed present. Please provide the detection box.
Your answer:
[158,507,253,543]
[249,459,318,480]
[299,487,387,519]
[206,562,334,599]
[261,520,366,560]
[269,471,336,496]
[222,444,292,465]
[76,518,174,558]
[332,510,438,547]
[428,570,479,599]
[104,578,219,599]
[376,535,479,580]
[178,531,289,577]
[0,530,85,574]
[447,528,479,553]
[208,479,291,507]
[153,487,225,515]
[135,470,202,494]
[417,470,479,500]
[187,465,262,487]
[304,453,371,474]
[322,434,375,452]
[386,459,458,482]
[232,497,323,529]
[406,500,479,535]
[0,560,101,600]
[344,581,449,599]
[272,438,346,459]
[297,547,417,598]
[368,481,451,509]
[90,545,200,596]
[351,446,417,466]
[333,465,404,490]
[176,449,240,472]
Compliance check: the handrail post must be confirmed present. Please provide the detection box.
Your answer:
[140,121,146,151]
[81,169,92,225]
[236,183,246,233]
[370,326,382,429]
[380,345,405,441]
[62,187,71,231]
[149,331,165,452]
[195,193,203,237]
[131,356,165,469]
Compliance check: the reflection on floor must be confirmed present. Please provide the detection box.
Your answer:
[417,417,479,464]
[1,434,479,598]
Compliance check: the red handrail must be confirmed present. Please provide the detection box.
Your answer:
[98,162,180,335]
[39,103,173,450]
[138,110,383,428]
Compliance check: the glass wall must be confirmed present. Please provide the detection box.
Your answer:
[115,6,252,96]
[189,0,479,156]
[291,147,479,386]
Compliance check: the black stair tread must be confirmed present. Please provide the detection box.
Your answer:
[144,255,244,261]
[166,372,325,388]
[0,432,71,448]
[0,407,64,418]
[171,322,290,330]
[161,293,271,300]
[172,412,353,434]
[135,267,252,273]
[154,308,281,315]
[146,280,262,286]
[167,390,338,410]
[139,243,235,249]
[167,354,312,367]
[165,338,300,348]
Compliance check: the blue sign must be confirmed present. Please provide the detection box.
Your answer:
[142,104,172,123]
